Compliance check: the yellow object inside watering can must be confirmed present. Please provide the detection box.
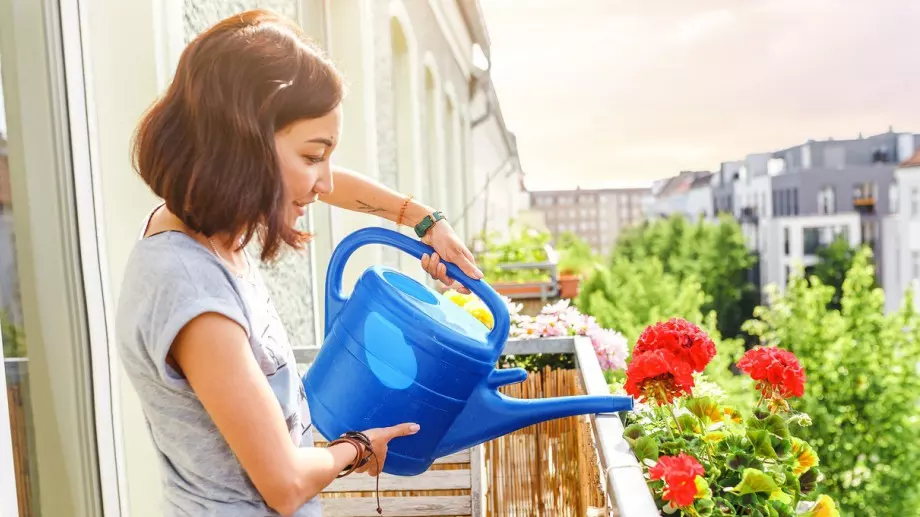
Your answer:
[444,289,495,330]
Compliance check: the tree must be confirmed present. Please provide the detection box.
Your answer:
[576,255,751,407]
[812,235,872,310]
[604,214,757,340]
[743,249,920,515]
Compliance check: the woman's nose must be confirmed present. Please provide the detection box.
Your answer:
[313,163,334,195]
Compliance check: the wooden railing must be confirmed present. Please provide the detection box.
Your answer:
[294,336,659,516]
[4,358,34,517]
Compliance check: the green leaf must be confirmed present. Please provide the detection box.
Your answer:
[632,436,659,462]
[747,429,778,459]
[678,414,703,434]
[798,468,818,494]
[685,397,723,423]
[726,468,781,495]
[623,423,645,441]
[772,437,793,458]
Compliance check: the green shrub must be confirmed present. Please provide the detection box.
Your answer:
[743,249,920,515]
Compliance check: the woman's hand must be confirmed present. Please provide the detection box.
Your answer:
[420,220,483,294]
[355,423,420,476]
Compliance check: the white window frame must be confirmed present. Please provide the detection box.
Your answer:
[0,0,122,514]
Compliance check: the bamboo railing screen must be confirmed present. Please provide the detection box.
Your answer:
[7,382,34,517]
[484,367,606,516]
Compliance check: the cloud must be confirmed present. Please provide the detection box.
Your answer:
[669,9,735,44]
[479,1,920,189]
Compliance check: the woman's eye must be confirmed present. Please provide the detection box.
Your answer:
[303,155,324,164]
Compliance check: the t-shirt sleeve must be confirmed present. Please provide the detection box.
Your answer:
[138,246,251,388]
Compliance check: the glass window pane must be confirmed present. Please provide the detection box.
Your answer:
[1,57,41,516]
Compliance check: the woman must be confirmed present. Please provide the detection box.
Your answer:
[115,9,482,517]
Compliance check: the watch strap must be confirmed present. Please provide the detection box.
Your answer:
[414,211,446,238]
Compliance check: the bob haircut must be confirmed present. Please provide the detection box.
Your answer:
[132,9,344,261]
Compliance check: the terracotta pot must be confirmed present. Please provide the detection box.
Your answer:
[491,282,547,298]
[558,273,581,299]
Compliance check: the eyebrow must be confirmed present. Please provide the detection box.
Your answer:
[306,137,334,146]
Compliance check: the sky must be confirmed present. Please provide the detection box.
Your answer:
[478,0,920,191]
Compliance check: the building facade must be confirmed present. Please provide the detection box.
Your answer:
[0,1,523,516]
[883,150,920,312]
[644,129,918,302]
[530,187,649,255]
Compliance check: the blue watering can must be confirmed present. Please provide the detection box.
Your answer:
[303,227,634,476]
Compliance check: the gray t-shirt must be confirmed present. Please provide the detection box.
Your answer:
[115,225,321,516]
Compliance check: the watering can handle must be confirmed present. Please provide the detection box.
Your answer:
[325,227,510,351]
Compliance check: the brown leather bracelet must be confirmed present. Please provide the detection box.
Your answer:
[328,436,365,478]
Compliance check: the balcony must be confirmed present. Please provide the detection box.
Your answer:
[293,336,658,517]
[740,206,758,224]
[853,196,876,214]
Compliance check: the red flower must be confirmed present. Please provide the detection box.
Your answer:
[737,346,806,399]
[624,349,695,405]
[649,453,705,508]
[633,318,716,372]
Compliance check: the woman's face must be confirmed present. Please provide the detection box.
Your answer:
[274,105,342,226]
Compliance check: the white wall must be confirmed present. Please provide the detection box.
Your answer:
[889,165,920,312]
[763,213,862,293]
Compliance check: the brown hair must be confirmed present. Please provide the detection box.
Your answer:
[132,9,344,261]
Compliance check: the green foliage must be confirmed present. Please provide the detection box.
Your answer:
[575,253,752,408]
[476,221,552,283]
[743,249,920,515]
[1,311,26,358]
[555,231,598,276]
[811,235,873,310]
[607,214,757,341]
[619,387,835,516]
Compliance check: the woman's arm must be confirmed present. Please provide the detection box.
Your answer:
[319,165,435,228]
[171,312,417,516]
[320,165,484,285]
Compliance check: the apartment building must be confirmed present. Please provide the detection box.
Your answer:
[643,171,713,221]
[645,129,919,301]
[883,149,920,312]
[530,187,649,255]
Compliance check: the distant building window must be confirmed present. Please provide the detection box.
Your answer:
[890,183,899,213]
[784,227,790,256]
[767,158,786,176]
[817,186,836,215]
[912,188,919,218]
[792,188,799,215]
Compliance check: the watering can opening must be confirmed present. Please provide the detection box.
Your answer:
[382,270,438,305]
[375,267,493,354]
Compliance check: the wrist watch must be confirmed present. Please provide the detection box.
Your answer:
[414,211,446,238]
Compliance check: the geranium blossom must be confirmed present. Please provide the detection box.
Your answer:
[648,453,706,508]
[736,346,806,399]
[623,349,695,405]
[633,317,716,372]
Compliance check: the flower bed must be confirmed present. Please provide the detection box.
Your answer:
[614,318,839,517]
[444,291,627,372]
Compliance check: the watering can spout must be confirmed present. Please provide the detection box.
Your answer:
[435,370,634,457]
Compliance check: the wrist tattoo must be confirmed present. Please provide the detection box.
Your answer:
[356,200,387,214]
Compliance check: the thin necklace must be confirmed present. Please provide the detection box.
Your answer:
[207,235,247,279]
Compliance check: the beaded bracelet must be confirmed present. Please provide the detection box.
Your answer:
[396,193,413,227]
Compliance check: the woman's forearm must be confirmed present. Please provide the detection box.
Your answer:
[280,443,360,514]
[320,165,438,229]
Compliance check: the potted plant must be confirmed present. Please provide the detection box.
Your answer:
[475,222,555,299]
[555,232,596,299]
[614,318,839,516]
